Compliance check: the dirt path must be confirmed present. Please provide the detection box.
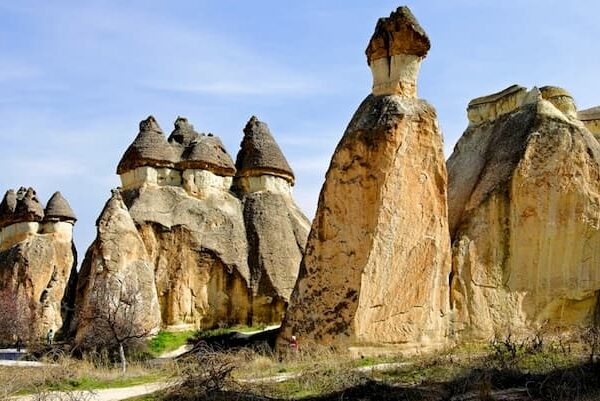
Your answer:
[12,382,170,401]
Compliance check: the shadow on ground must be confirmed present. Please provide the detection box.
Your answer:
[166,360,600,401]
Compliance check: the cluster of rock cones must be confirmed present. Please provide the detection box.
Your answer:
[1,6,600,353]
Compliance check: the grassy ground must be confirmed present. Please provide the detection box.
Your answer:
[0,358,172,398]
[4,331,600,401]
[147,330,196,357]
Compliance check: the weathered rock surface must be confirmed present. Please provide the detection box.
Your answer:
[235,117,311,324]
[448,85,600,339]
[124,184,251,329]
[74,190,161,343]
[0,188,77,341]
[78,115,309,332]
[279,6,451,350]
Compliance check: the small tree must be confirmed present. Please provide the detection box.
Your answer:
[0,287,35,346]
[82,278,153,373]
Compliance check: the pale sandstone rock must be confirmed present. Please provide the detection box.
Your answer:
[448,87,600,339]
[578,106,600,140]
[0,189,77,341]
[74,190,161,342]
[279,7,451,351]
[124,184,252,329]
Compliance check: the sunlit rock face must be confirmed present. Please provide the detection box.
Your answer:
[448,85,600,339]
[74,189,161,344]
[578,106,600,140]
[0,189,77,341]
[279,6,451,352]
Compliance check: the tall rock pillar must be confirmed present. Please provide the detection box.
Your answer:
[279,6,451,351]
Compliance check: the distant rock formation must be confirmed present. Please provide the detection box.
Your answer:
[279,6,451,351]
[76,115,309,332]
[448,84,600,339]
[0,188,77,341]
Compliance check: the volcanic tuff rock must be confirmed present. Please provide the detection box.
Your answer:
[77,115,309,332]
[74,189,161,342]
[448,84,600,339]
[0,188,77,341]
[279,6,451,350]
[235,117,311,323]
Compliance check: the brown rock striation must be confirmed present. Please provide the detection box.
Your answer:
[448,85,600,339]
[0,188,77,341]
[279,6,451,351]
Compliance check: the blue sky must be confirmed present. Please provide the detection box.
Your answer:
[1,1,599,258]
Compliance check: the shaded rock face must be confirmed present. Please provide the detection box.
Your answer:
[279,7,451,350]
[0,188,77,341]
[448,86,600,339]
[235,117,311,324]
[74,190,161,342]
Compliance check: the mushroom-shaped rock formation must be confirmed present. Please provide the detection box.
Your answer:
[578,106,600,139]
[235,116,294,184]
[117,116,179,189]
[365,6,430,97]
[13,187,44,224]
[447,85,600,339]
[117,115,178,173]
[0,189,17,228]
[279,6,451,351]
[167,116,237,196]
[234,118,311,323]
[0,188,78,343]
[180,135,236,176]
[74,189,161,345]
[44,192,77,223]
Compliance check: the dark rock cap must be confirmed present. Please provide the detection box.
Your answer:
[0,189,17,228]
[13,187,44,224]
[116,116,179,175]
[169,117,236,176]
[168,117,198,147]
[179,135,236,176]
[45,192,77,223]
[365,6,430,65]
[235,116,294,183]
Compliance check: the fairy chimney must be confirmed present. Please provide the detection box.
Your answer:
[365,6,430,97]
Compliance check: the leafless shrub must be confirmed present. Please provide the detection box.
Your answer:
[79,278,154,372]
[0,286,36,345]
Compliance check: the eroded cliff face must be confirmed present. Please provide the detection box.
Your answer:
[75,190,161,343]
[0,188,77,341]
[448,89,600,339]
[0,232,77,340]
[279,7,451,351]
[124,185,252,329]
